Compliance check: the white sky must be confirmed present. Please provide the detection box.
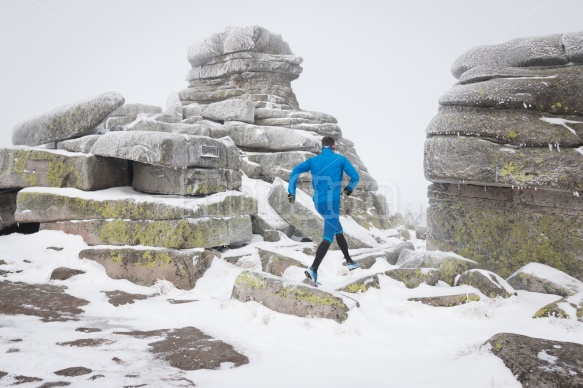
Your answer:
[1,0,582,214]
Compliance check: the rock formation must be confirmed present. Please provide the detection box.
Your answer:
[2,25,391,292]
[425,31,583,281]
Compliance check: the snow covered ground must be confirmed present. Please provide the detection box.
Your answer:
[0,228,581,387]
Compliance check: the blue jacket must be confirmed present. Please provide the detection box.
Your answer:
[288,147,360,203]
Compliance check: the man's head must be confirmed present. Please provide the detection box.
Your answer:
[322,136,335,149]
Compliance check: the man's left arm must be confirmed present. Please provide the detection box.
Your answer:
[343,157,360,192]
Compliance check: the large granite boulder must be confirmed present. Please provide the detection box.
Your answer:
[486,333,583,387]
[231,271,353,322]
[201,99,255,123]
[425,136,583,192]
[426,106,583,147]
[181,26,301,109]
[79,247,218,290]
[397,249,478,286]
[15,187,257,223]
[532,292,583,321]
[506,262,583,297]
[132,163,242,195]
[0,148,129,191]
[456,269,516,298]
[40,215,252,249]
[450,33,570,78]
[427,183,583,281]
[90,131,228,169]
[267,178,376,248]
[425,30,583,282]
[12,91,124,147]
[225,122,320,152]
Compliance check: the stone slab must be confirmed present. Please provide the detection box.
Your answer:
[12,91,124,147]
[451,33,568,78]
[187,26,295,67]
[231,271,352,322]
[254,108,337,124]
[245,151,315,182]
[56,135,101,153]
[384,268,440,288]
[122,117,213,137]
[132,162,242,196]
[456,269,516,298]
[201,99,255,124]
[486,333,583,387]
[397,249,478,286]
[90,131,228,168]
[225,123,320,152]
[426,183,583,280]
[506,262,583,296]
[426,106,583,147]
[110,103,162,117]
[337,275,380,293]
[408,293,481,307]
[186,57,302,81]
[425,136,583,192]
[257,247,307,276]
[441,65,583,116]
[79,247,218,290]
[40,215,253,249]
[15,187,257,223]
[0,147,129,191]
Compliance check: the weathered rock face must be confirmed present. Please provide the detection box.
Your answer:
[12,91,124,147]
[486,333,583,387]
[79,248,218,290]
[231,271,352,322]
[0,148,129,191]
[425,30,583,282]
[397,249,478,286]
[40,216,252,249]
[456,269,516,298]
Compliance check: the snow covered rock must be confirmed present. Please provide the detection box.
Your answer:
[0,190,17,232]
[231,271,352,322]
[225,122,320,152]
[426,106,583,147]
[79,247,218,290]
[201,99,255,124]
[384,268,440,288]
[15,187,256,223]
[456,269,516,298]
[408,293,480,307]
[122,117,213,137]
[257,247,307,276]
[337,275,380,293]
[56,135,101,154]
[110,103,162,118]
[40,215,252,249]
[506,263,583,297]
[442,66,583,116]
[450,33,569,79]
[254,108,337,124]
[165,91,183,122]
[132,163,242,196]
[115,327,249,371]
[267,178,375,249]
[50,267,85,281]
[182,103,204,118]
[425,136,583,192]
[0,280,89,322]
[0,147,130,191]
[427,30,583,283]
[348,242,415,269]
[12,91,124,147]
[486,333,583,387]
[397,249,478,286]
[532,292,583,321]
[90,131,228,169]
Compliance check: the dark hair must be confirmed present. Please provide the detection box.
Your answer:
[322,136,335,148]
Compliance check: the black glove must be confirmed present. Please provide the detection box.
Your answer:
[343,187,353,196]
[287,194,296,204]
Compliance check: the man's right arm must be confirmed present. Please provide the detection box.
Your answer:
[288,159,311,195]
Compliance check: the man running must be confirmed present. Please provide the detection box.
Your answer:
[287,136,360,286]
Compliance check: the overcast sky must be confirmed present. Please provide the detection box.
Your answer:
[1,0,582,215]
